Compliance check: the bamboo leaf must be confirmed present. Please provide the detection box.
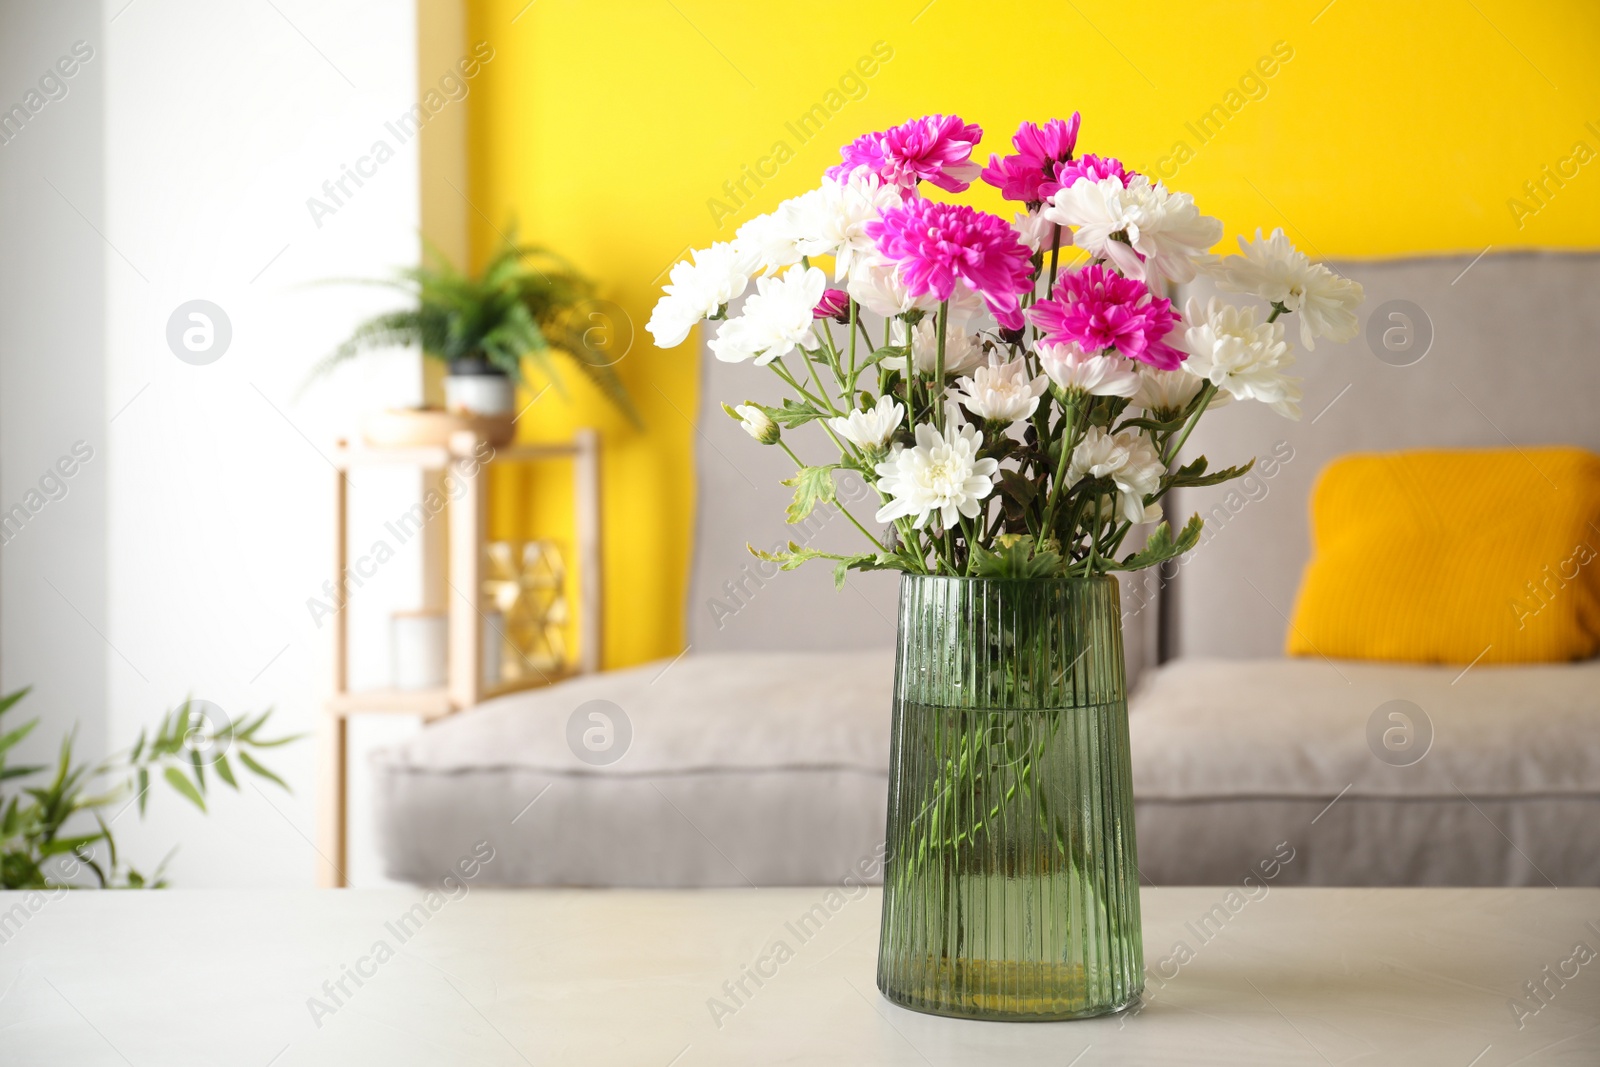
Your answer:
[0,719,38,756]
[0,686,31,719]
[162,767,206,812]
[214,754,238,790]
[237,751,289,792]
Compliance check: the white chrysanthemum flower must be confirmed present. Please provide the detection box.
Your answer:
[828,394,904,450]
[1209,228,1364,350]
[952,356,1049,426]
[874,421,1000,530]
[732,211,803,276]
[646,242,758,348]
[1011,209,1057,255]
[845,252,927,318]
[1068,425,1167,524]
[884,318,985,377]
[732,403,778,445]
[1044,174,1222,284]
[1037,342,1140,398]
[1182,297,1302,419]
[792,170,901,281]
[707,265,827,366]
[1131,365,1230,420]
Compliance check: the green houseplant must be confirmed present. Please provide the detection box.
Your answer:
[0,688,296,889]
[316,236,641,427]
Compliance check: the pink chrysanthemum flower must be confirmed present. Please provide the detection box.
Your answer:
[1012,116,1080,167]
[866,199,1033,330]
[813,288,850,321]
[1042,154,1132,200]
[980,115,1081,203]
[979,153,1049,203]
[828,114,984,194]
[1027,264,1186,370]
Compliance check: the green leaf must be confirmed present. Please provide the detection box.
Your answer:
[1116,414,1190,435]
[0,687,31,719]
[237,751,289,792]
[214,754,238,790]
[0,718,37,756]
[137,767,149,816]
[756,398,825,429]
[162,767,206,812]
[781,466,838,524]
[970,535,1066,579]
[861,344,909,369]
[1106,513,1205,572]
[1166,456,1255,489]
[749,541,841,573]
[41,833,103,857]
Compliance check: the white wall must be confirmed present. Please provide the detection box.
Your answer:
[101,0,427,886]
[0,1,109,791]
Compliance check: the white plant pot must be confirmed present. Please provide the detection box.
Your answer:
[445,372,515,416]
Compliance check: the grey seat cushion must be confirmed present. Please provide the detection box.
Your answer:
[1130,657,1600,886]
[371,651,894,887]
[375,649,1600,888]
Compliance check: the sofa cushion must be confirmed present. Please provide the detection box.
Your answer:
[1130,657,1600,885]
[1286,447,1600,665]
[371,651,894,888]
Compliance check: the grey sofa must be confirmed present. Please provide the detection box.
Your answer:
[372,251,1600,888]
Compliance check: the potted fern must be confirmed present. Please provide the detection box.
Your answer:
[316,235,640,443]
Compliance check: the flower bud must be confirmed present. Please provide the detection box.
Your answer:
[724,402,780,445]
[813,288,851,324]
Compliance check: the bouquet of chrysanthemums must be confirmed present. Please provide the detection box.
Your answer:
[648,113,1363,582]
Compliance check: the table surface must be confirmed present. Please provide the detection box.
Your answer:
[1,886,1596,1066]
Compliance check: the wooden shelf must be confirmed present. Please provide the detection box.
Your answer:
[317,426,604,888]
[327,688,453,717]
[332,440,588,470]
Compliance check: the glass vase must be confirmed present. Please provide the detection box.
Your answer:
[876,574,1143,1020]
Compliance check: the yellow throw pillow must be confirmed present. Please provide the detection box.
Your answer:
[1286,447,1600,665]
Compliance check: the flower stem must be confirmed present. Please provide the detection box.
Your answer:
[1163,382,1216,467]
[1046,223,1063,296]
[770,357,836,415]
[776,439,887,554]
[934,300,949,431]
[1039,395,1078,536]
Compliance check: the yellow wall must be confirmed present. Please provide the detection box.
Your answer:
[467,0,1600,668]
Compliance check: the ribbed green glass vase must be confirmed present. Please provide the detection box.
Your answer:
[876,574,1143,1020]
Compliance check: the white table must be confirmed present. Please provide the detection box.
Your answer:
[1,887,1595,1065]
